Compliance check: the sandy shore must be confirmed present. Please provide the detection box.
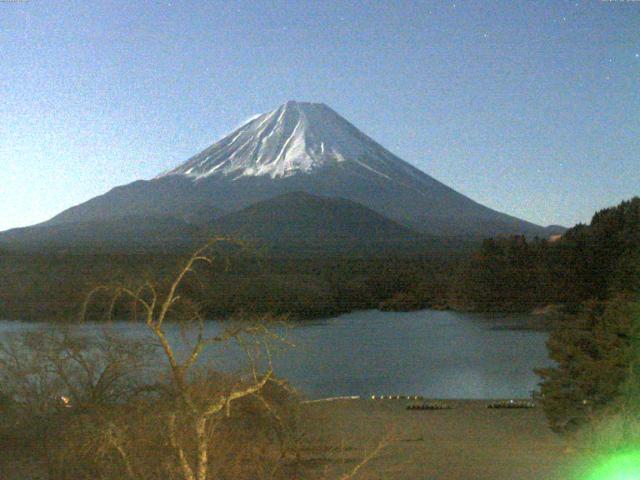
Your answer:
[1,399,580,480]
[298,398,578,480]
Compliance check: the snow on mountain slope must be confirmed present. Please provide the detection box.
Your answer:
[160,101,412,182]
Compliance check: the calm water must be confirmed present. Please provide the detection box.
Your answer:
[0,309,552,399]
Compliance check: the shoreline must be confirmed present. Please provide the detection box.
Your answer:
[300,398,576,479]
[0,305,558,329]
[0,398,580,480]
[298,396,532,403]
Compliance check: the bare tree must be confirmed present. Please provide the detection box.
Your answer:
[0,326,155,478]
[0,240,390,480]
[81,239,298,480]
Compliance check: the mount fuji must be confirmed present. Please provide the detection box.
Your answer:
[5,101,561,248]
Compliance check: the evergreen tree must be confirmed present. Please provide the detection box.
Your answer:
[452,196,640,312]
[536,295,640,433]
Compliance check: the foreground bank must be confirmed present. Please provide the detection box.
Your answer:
[0,398,582,480]
[301,398,583,480]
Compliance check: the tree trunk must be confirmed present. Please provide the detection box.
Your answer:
[196,416,209,480]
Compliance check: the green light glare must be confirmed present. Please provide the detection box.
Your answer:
[583,450,640,480]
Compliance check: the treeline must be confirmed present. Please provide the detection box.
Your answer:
[449,197,640,312]
[2,197,637,323]
[0,246,464,322]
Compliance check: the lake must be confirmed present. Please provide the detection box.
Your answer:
[0,309,552,399]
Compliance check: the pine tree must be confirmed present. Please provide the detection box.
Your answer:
[536,295,640,433]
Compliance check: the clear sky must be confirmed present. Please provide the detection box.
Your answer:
[1,0,638,231]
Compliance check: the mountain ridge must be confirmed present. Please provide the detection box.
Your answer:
[19,100,562,239]
[208,191,420,243]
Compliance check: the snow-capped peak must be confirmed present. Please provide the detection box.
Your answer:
[159,101,405,181]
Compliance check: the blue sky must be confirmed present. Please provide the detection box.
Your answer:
[1,0,638,231]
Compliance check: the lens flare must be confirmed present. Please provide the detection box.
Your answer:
[583,450,640,480]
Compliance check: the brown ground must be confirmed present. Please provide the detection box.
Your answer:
[1,399,581,480]
[298,399,578,480]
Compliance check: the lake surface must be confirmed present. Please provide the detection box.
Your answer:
[0,309,552,399]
